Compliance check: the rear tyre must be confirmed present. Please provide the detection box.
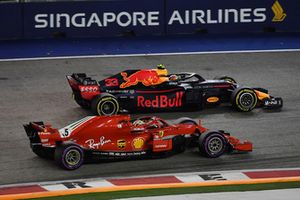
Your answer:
[199,131,227,158]
[173,117,197,125]
[231,87,258,112]
[31,145,53,159]
[55,144,84,170]
[91,93,120,116]
[214,76,237,84]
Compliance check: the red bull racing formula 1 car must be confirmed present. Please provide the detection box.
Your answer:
[24,115,252,170]
[66,65,283,116]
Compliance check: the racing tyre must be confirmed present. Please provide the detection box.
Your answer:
[91,93,120,116]
[231,87,258,112]
[199,131,227,158]
[172,135,186,153]
[214,76,237,84]
[173,117,197,125]
[55,144,84,170]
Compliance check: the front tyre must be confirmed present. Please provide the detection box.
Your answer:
[91,93,119,116]
[199,131,227,158]
[55,144,84,170]
[172,135,186,154]
[231,87,258,112]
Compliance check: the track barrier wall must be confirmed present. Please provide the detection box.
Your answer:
[0,0,299,40]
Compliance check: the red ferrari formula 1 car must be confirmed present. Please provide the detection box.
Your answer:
[66,65,283,116]
[24,115,252,170]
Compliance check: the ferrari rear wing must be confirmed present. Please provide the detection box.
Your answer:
[23,122,45,138]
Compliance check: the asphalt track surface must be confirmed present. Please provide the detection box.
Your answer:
[0,52,300,185]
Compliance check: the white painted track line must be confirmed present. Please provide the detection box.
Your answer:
[1,48,300,62]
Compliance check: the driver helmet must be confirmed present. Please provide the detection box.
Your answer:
[157,64,166,70]
[133,119,145,126]
[156,64,168,76]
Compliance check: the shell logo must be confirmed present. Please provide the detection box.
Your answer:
[132,137,144,149]
[207,96,219,103]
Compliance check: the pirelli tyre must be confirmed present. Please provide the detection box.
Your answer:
[172,135,186,154]
[214,75,237,84]
[199,131,227,158]
[173,117,197,125]
[231,87,258,112]
[55,144,84,170]
[91,93,120,116]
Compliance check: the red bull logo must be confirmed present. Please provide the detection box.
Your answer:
[137,92,183,108]
[120,70,165,88]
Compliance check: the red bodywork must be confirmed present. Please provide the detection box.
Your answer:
[66,75,100,101]
[34,115,252,154]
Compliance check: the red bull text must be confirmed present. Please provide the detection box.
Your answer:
[137,92,184,108]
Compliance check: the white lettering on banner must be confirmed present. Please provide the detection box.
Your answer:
[168,8,267,25]
[35,14,48,28]
[34,8,267,29]
[35,11,160,28]
[254,8,267,22]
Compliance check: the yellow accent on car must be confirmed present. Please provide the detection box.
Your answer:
[207,96,219,103]
[132,137,144,149]
[117,139,126,149]
[255,90,270,101]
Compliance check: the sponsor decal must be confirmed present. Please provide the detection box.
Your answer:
[35,12,160,28]
[120,70,165,89]
[95,151,147,156]
[272,0,286,22]
[199,174,227,181]
[207,96,219,103]
[137,92,183,108]
[154,144,167,148]
[132,137,145,149]
[168,8,266,25]
[34,2,286,30]
[106,89,135,94]
[41,139,49,143]
[61,182,91,189]
[117,139,126,149]
[159,131,164,137]
[79,86,98,92]
[85,136,112,149]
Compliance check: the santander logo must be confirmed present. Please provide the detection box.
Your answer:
[137,92,183,108]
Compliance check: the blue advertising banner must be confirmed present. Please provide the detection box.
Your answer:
[0,0,299,40]
[0,3,22,39]
[23,0,164,39]
[165,0,300,34]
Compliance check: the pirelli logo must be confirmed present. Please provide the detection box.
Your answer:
[272,0,287,22]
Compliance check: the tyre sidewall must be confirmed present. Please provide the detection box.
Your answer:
[172,135,186,153]
[233,88,257,112]
[97,96,119,116]
[200,132,226,158]
[55,144,84,170]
